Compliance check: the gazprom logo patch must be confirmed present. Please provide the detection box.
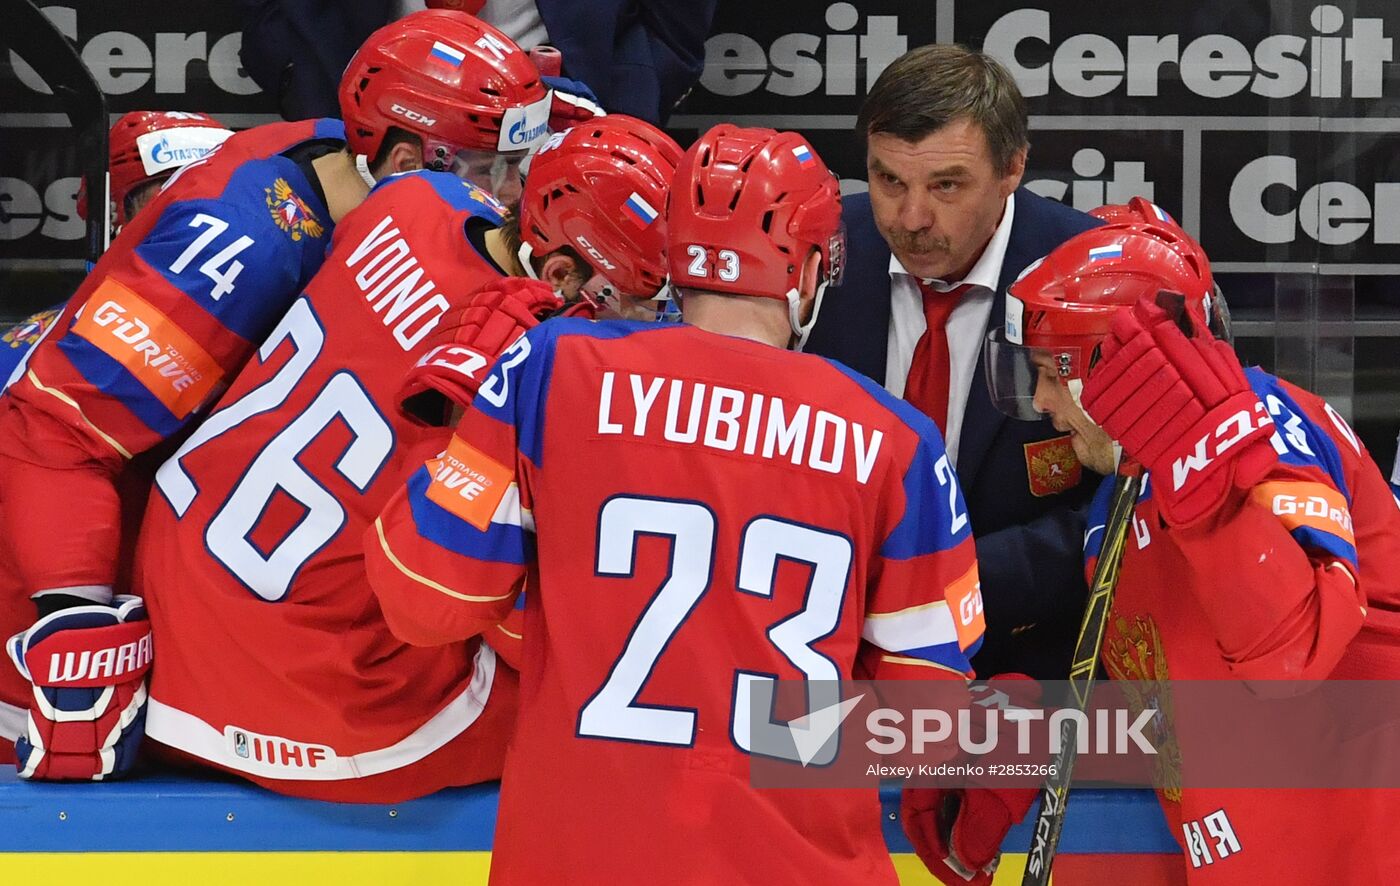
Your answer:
[1005,293,1025,345]
[136,127,233,177]
[509,117,549,147]
[498,92,554,152]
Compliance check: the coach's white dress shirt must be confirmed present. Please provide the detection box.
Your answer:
[884,193,1016,467]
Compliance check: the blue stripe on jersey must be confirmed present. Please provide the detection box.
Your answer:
[311,118,347,142]
[897,636,980,672]
[1082,473,1117,563]
[1247,367,1351,504]
[1290,524,1359,570]
[817,359,969,560]
[55,336,182,436]
[405,467,532,565]
[823,357,949,443]
[471,317,662,467]
[880,436,965,560]
[135,197,304,343]
[136,152,331,343]
[371,170,506,224]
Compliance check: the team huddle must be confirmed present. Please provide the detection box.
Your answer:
[1,9,1398,886]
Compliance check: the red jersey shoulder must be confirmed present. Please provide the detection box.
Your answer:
[155,119,344,200]
[318,171,506,351]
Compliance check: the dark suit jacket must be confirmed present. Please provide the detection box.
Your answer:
[537,0,717,124]
[239,1,394,120]
[804,188,1103,678]
[238,1,715,126]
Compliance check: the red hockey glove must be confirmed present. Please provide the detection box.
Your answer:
[901,675,1041,885]
[1081,291,1278,526]
[541,76,606,130]
[6,596,151,780]
[399,278,562,426]
[902,786,1037,885]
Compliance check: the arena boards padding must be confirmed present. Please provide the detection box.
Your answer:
[0,766,1183,883]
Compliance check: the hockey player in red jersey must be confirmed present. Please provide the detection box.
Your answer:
[981,218,1400,882]
[78,111,234,236]
[2,111,234,397]
[364,125,986,885]
[0,10,555,780]
[129,115,681,802]
[514,118,683,321]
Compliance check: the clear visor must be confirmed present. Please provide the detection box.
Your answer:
[445,148,527,206]
[983,329,1085,422]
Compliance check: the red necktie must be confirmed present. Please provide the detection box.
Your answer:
[904,282,970,434]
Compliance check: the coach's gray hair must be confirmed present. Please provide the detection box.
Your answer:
[857,43,1029,175]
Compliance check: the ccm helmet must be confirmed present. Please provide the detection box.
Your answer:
[518,116,682,301]
[666,124,843,340]
[339,10,551,183]
[985,221,1215,420]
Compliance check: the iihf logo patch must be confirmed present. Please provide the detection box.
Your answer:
[265,178,325,242]
[463,182,508,217]
[234,730,249,758]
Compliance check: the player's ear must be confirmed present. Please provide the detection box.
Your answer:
[796,248,822,316]
[386,140,423,175]
[539,253,586,298]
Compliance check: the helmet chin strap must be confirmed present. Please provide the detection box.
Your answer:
[517,241,540,280]
[516,241,567,299]
[1067,377,1086,412]
[354,154,378,189]
[788,277,832,350]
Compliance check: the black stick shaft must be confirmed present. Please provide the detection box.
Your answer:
[1021,469,1142,885]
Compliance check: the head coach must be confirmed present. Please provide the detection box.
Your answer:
[802,43,1103,679]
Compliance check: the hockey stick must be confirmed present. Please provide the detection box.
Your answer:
[1021,465,1143,886]
[0,0,110,262]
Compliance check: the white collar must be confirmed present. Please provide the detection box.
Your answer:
[887,191,1017,293]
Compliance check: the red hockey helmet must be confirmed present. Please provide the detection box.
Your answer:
[1090,197,1233,341]
[985,221,1215,420]
[78,110,232,228]
[517,116,682,300]
[666,124,843,338]
[339,10,551,178]
[1088,196,1179,227]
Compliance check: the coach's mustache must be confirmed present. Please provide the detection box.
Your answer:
[888,229,951,255]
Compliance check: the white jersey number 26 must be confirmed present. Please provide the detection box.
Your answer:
[154,297,393,600]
